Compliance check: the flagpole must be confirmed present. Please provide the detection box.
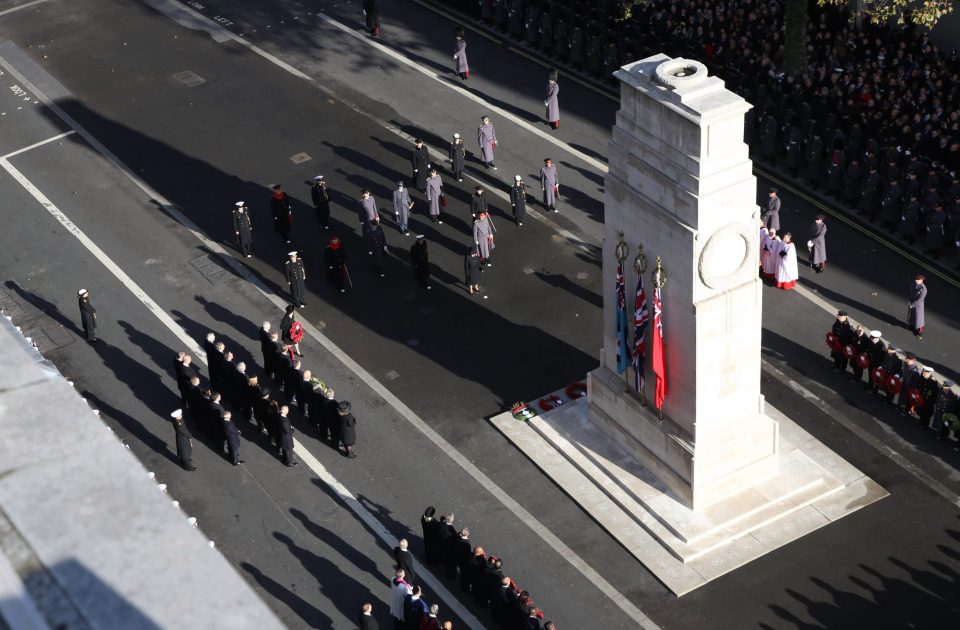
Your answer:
[615,232,630,393]
[653,257,667,422]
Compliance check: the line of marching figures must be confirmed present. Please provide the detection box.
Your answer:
[827,312,958,448]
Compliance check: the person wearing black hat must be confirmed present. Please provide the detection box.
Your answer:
[285,251,307,308]
[326,236,348,293]
[454,28,469,80]
[77,289,97,342]
[411,139,429,191]
[539,158,559,212]
[365,217,388,279]
[916,367,939,428]
[310,176,331,230]
[907,274,927,338]
[544,69,559,129]
[464,248,482,295]
[478,116,497,170]
[421,506,442,566]
[830,311,855,373]
[897,354,921,413]
[270,184,292,244]
[808,215,827,273]
[392,180,413,236]
[426,168,444,224]
[876,344,903,400]
[232,201,253,258]
[763,189,780,231]
[338,401,357,458]
[933,381,957,439]
[471,185,488,219]
[410,235,431,289]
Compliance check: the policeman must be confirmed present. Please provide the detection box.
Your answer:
[285,251,307,308]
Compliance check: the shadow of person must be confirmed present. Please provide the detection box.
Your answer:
[240,561,333,629]
[3,279,84,337]
[81,391,181,467]
[289,508,387,582]
[195,294,258,342]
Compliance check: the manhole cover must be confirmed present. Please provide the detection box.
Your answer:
[290,152,312,164]
[189,254,229,285]
[173,70,206,87]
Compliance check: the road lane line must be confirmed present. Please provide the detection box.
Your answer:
[0,45,658,628]
[0,0,50,18]
[1,130,75,159]
[0,153,486,630]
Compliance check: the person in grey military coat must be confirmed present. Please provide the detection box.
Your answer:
[449,133,466,182]
[544,69,559,129]
[426,168,444,224]
[454,28,469,80]
[539,158,559,211]
[808,215,827,274]
[392,181,413,236]
[359,190,379,228]
[478,116,497,169]
[907,274,927,339]
[763,188,781,230]
[473,211,495,266]
[232,201,253,258]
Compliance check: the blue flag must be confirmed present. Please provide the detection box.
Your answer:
[615,262,630,374]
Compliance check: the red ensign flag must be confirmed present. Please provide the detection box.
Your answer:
[652,286,667,410]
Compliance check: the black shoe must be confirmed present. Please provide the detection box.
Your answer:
[286,462,299,467]
[186,466,198,471]
[348,452,357,458]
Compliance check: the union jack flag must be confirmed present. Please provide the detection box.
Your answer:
[633,271,648,392]
[615,262,630,374]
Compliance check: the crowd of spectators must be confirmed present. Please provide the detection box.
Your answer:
[446,0,960,268]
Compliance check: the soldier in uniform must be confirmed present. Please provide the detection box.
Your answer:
[862,330,886,388]
[465,248,482,295]
[449,133,466,182]
[830,311,855,373]
[223,411,243,465]
[232,201,253,258]
[411,235,431,290]
[876,344,902,400]
[311,176,331,230]
[900,192,921,244]
[326,236,348,293]
[511,175,528,226]
[338,401,358,458]
[359,189,379,229]
[897,354,921,413]
[78,289,97,342]
[365,217,388,279]
[907,274,927,339]
[763,188,781,231]
[285,251,307,308]
[470,185,488,219]
[916,367,939,428]
[411,139,429,191]
[808,215,827,274]
[169,409,196,471]
[843,158,862,206]
[544,69,560,129]
[454,28,469,79]
[849,326,869,382]
[425,167,444,225]
[539,158,559,212]
[393,180,413,236]
[478,116,498,170]
[858,166,880,217]
[925,202,947,259]
[473,211,495,267]
[934,381,958,440]
[270,184,292,244]
[879,178,902,230]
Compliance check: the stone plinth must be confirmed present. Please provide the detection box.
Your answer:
[592,55,775,510]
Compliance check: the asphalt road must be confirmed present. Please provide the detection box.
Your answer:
[1,0,958,628]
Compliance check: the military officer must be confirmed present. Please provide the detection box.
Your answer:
[876,344,902,400]
[411,235,431,290]
[359,190,379,228]
[311,176,331,230]
[470,185,488,219]
[78,289,97,342]
[285,251,307,308]
[934,381,958,440]
[411,139,430,191]
[916,367,939,428]
[544,69,559,129]
[473,211,495,267]
[511,175,528,226]
[763,188,781,231]
[170,409,196,471]
[830,311,855,373]
[808,215,827,273]
[539,158,559,212]
[454,28,469,80]
[478,116,497,170]
[232,201,253,258]
[849,326,869,382]
[449,133,466,182]
[365,217,388,278]
[426,168,444,224]
[898,354,921,413]
[270,184,293,244]
[907,274,927,339]
[393,180,413,235]
[326,236,348,293]
[863,330,886,388]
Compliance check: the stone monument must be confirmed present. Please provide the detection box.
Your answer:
[588,54,774,510]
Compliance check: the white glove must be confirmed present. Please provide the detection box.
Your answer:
[807,240,814,248]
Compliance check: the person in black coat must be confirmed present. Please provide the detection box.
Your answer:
[270,184,293,244]
[310,175,331,229]
[421,506,441,565]
[410,236,431,289]
[326,237,348,293]
[482,557,504,610]
[285,359,303,405]
[491,576,517,626]
[320,388,339,443]
[259,322,275,376]
[411,138,429,190]
[207,391,226,443]
[394,538,416,583]
[185,376,203,419]
[253,387,271,435]
[278,405,298,467]
[511,175,528,225]
[266,399,281,449]
[338,401,357,458]
[363,0,380,37]
[208,340,226,392]
[454,529,473,588]
[358,602,378,629]
[465,248,482,294]
[170,409,196,471]
[223,411,243,465]
[233,363,252,422]
[77,289,97,342]
[175,353,197,407]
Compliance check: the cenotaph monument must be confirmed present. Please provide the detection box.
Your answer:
[492,55,887,594]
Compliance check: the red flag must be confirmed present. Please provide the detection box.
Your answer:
[652,286,667,410]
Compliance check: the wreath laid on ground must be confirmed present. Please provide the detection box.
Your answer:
[538,394,564,411]
[511,401,537,420]
[565,382,587,399]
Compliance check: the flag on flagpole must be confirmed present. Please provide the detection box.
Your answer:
[615,262,630,374]
[633,271,648,392]
[652,285,667,410]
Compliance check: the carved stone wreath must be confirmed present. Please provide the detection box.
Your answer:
[654,58,709,89]
[698,223,753,290]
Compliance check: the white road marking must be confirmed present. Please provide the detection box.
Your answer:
[0,152,486,630]
[1,43,658,629]
[1,130,75,159]
[0,0,50,18]
[762,357,960,508]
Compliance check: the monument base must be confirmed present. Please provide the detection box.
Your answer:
[491,392,887,596]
